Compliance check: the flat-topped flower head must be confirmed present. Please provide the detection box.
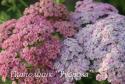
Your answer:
[76,14,125,83]
[70,0,118,28]
[24,0,69,19]
[0,10,62,84]
[0,0,76,83]
[0,19,16,46]
[54,38,90,83]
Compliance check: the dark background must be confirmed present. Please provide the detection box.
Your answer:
[0,0,125,24]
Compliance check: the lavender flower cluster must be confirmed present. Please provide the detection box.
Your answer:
[0,0,125,84]
[55,0,125,84]
[70,0,118,28]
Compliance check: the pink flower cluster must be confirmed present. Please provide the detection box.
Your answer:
[24,0,69,19]
[0,0,75,84]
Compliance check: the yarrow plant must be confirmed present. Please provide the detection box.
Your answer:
[0,0,75,84]
[0,0,125,84]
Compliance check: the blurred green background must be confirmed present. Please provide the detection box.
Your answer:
[0,0,124,84]
[0,0,37,23]
[0,0,125,23]
[96,0,125,15]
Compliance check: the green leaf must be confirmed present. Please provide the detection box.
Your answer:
[21,59,33,70]
[1,0,7,5]
[27,39,44,48]
[0,11,10,23]
[0,48,2,52]
[52,32,64,40]
[64,0,76,11]
[0,48,5,52]
[99,80,111,84]
[75,72,110,84]
[54,0,65,3]
[0,76,12,84]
